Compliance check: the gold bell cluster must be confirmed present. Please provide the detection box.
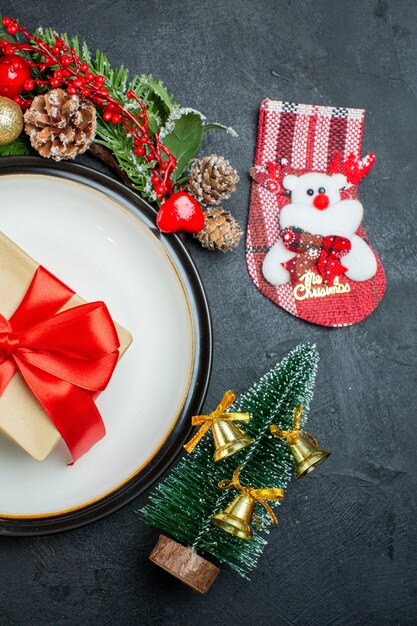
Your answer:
[184,392,330,542]
[205,402,330,542]
[211,465,285,541]
[184,390,253,461]
[270,405,330,478]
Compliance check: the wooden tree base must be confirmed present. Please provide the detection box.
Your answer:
[149,535,220,594]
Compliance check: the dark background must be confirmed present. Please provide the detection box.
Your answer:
[1,1,416,624]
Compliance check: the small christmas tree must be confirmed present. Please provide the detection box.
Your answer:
[139,344,321,589]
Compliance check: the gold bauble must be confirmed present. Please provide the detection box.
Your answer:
[0,97,24,145]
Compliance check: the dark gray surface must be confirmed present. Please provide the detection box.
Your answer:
[1,1,416,624]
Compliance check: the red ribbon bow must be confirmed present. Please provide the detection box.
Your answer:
[0,266,120,463]
[282,226,351,285]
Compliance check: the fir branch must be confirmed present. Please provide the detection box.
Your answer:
[0,17,234,201]
[32,25,231,201]
[0,135,33,156]
[139,344,320,578]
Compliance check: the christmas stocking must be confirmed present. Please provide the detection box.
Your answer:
[247,100,386,327]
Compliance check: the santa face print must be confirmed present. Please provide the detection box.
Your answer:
[262,171,377,286]
[283,172,346,208]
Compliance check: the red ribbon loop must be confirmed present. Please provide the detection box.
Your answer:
[282,226,351,285]
[0,266,120,462]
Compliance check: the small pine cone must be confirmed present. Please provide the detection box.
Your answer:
[185,155,239,206]
[24,88,96,161]
[194,207,243,252]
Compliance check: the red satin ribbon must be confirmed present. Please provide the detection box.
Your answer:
[0,266,120,463]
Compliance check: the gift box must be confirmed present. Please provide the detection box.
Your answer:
[0,231,132,462]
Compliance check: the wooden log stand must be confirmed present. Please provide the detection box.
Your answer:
[149,535,220,594]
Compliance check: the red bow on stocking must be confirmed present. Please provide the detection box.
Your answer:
[282,227,351,285]
[0,266,120,463]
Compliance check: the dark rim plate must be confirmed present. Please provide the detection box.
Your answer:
[0,156,212,536]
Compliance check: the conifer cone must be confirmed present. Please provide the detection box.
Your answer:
[194,207,243,252]
[24,88,96,161]
[185,155,239,206]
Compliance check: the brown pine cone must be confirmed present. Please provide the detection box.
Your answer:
[24,89,96,161]
[185,155,239,206]
[194,207,243,252]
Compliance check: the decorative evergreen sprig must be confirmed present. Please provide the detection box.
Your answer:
[0,16,235,202]
[139,343,319,578]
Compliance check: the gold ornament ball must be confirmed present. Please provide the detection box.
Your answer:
[0,97,24,145]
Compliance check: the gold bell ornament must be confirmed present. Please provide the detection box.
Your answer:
[0,97,24,146]
[211,465,285,540]
[270,406,330,478]
[183,390,253,461]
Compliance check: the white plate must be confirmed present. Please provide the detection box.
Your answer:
[0,160,211,533]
